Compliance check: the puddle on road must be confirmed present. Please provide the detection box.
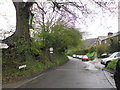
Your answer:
[83,61,104,71]
[68,56,105,71]
[84,62,98,70]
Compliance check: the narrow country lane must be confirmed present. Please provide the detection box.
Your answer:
[19,57,114,88]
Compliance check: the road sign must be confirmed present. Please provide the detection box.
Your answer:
[49,47,54,53]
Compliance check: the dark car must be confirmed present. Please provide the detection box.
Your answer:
[101,53,108,58]
[114,59,120,90]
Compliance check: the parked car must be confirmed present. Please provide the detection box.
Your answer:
[101,52,120,67]
[78,55,83,59]
[72,54,77,58]
[76,55,80,58]
[101,53,108,58]
[82,55,88,61]
[114,59,120,90]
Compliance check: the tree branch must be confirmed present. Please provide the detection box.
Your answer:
[34,2,46,14]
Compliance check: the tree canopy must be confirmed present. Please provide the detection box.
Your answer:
[33,21,82,52]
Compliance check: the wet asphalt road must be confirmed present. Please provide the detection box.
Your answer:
[20,57,113,88]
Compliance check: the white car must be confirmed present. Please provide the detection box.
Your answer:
[76,55,80,58]
[72,54,77,58]
[78,55,83,59]
[101,52,120,67]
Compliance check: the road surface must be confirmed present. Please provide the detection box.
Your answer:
[19,57,114,88]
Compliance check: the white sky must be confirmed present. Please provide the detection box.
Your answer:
[0,0,118,40]
[84,14,118,39]
[0,0,16,39]
[74,0,118,39]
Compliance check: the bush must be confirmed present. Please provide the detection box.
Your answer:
[86,52,96,60]
[35,22,82,52]
[86,46,96,53]
[67,46,96,58]
[106,59,118,70]
[96,44,106,58]
[67,49,88,56]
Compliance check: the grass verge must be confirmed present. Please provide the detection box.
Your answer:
[2,52,68,84]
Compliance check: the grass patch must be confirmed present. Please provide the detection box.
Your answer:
[2,52,68,83]
[52,53,68,64]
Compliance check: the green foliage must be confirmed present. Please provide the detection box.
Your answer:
[86,52,96,60]
[34,22,82,52]
[68,46,96,60]
[86,46,96,53]
[3,21,81,83]
[67,49,83,56]
[51,52,68,64]
[52,23,82,49]
[108,38,120,53]
[106,59,118,70]
[2,39,42,82]
[96,44,107,58]
[67,45,96,57]
[29,13,34,30]
[3,60,46,83]
[3,45,68,83]
[96,36,120,57]
[3,39,41,61]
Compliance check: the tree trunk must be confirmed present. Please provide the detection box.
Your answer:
[14,2,30,40]
[2,1,33,46]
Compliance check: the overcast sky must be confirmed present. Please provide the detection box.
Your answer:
[0,0,118,40]
[83,14,118,39]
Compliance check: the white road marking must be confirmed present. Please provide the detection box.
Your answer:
[15,74,44,88]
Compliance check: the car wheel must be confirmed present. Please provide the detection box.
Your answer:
[105,61,110,67]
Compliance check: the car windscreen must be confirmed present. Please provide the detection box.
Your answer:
[83,56,87,58]
[117,52,120,57]
[109,52,118,58]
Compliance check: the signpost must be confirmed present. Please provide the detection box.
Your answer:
[49,47,54,53]
[49,47,54,59]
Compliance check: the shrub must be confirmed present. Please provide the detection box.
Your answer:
[2,47,68,83]
[86,52,96,60]
[86,46,96,53]
[106,59,118,70]
[96,44,106,58]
